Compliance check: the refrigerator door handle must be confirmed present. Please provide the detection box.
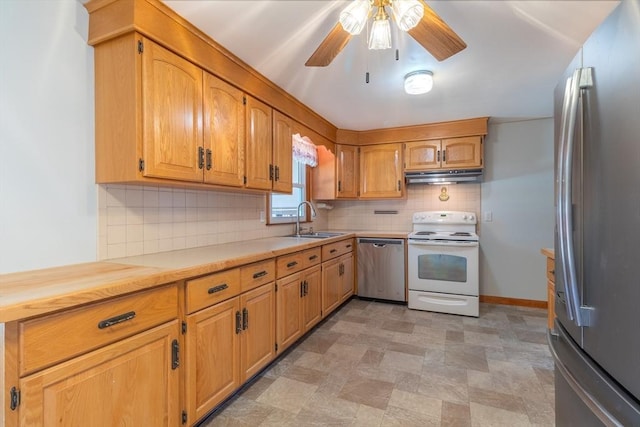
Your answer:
[556,67,595,327]
[548,330,624,427]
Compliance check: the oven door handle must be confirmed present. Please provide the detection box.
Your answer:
[408,240,478,247]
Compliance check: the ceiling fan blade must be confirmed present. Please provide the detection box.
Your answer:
[407,0,467,61]
[305,22,352,67]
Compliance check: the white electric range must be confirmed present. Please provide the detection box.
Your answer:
[407,211,479,317]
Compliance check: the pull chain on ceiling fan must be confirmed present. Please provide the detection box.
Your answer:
[305,0,466,67]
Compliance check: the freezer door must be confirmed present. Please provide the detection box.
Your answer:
[550,323,640,426]
[580,0,640,401]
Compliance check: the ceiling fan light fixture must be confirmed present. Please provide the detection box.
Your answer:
[404,70,433,95]
[368,7,392,50]
[339,0,371,35]
[391,0,424,31]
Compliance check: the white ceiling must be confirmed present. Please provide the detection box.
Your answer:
[164,0,619,131]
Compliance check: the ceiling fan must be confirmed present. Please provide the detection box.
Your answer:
[305,0,467,67]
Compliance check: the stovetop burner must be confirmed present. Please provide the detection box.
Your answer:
[414,231,435,235]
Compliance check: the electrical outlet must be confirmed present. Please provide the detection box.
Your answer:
[259,210,265,223]
[483,211,493,222]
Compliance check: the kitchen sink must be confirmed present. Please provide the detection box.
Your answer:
[289,232,346,239]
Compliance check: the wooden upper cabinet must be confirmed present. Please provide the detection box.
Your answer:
[441,136,483,169]
[142,39,203,182]
[404,140,441,171]
[336,144,359,198]
[405,136,482,171]
[245,96,273,191]
[272,110,293,193]
[359,143,404,199]
[203,72,245,187]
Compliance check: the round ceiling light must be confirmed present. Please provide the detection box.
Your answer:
[404,70,433,95]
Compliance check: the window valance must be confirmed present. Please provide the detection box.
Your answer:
[292,133,318,167]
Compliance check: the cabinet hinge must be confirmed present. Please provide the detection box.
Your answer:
[182,410,187,425]
[10,387,20,410]
[181,321,187,334]
[138,158,145,172]
[137,40,144,54]
[171,339,180,370]
[243,96,247,105]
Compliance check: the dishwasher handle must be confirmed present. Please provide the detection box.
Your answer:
[357,238,403,246]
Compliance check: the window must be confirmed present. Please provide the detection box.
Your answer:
[269,158,308,224]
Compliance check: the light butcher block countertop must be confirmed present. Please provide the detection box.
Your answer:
[0,234,361,323]
[541,248,555,259]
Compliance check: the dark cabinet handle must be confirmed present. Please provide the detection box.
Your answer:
[198,146,205,169]
[338,181,342,192]
[242,307,248,330]
[437,150,441,162]
[550,270,555,275]
[236,311,242,334]
[330,249,337,254]
[207,283,228,294]
[253,270,267,279]
[309,255,318,261]
[206,149,212,170]
[346,244,352,249]
[98,311,136,329]
[304,281,308,296]
[171,339,180,370]
[442,149,446,162]
[300,281,304,298]
[397,180,401,191]
[287,261,298,268]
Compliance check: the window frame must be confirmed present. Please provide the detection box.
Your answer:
[267,160,312,225]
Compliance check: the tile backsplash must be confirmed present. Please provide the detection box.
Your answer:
[325,184,481,232]
[97,184,325,260]
[98,183,479,260]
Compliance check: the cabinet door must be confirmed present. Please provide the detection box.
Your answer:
[404,140,441,170]
[336,145,359,198]
[302,265,322,331]
[185,298,240,423]
[359,143,403,199]
[240,282,275,381]
[20,321,180,426]
[276,273,303,353]
[322,258,342,317]
[340,254,355,302]
[203,72,245,187]
[245,96,273,190]
[142,39,203,182]
[441,136,482,169]
[272,110,293,193]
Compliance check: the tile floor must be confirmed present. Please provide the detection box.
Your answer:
[199,299,555,427]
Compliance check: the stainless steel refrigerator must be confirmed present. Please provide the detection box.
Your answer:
[551,0,640,425]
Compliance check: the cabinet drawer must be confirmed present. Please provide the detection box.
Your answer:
[302,247,321,269]
[19,284,177,376]
[240,259,275,292]
[322,239,354,261]
[186,268,241,314]
[546,258,555,282]
[276,252,305,278]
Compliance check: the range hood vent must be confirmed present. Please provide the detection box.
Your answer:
[405,169,483,185]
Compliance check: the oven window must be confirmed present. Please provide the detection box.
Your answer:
[417,254,467,282]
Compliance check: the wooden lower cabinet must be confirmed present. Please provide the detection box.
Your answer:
[322,253,354,317]
[19,321,181,426]
[185,282,275,425]
[276,265,322,353]
[185,298,240,423]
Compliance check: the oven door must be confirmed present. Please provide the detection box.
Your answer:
[407,239,479,296]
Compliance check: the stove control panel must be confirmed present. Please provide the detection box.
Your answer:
[412,211,477,225]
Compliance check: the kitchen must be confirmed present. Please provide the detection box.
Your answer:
[0,0,636,426]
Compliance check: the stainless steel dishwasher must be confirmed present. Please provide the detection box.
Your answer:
[357,238,406,302]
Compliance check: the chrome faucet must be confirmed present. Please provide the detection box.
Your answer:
[295,201,317,237]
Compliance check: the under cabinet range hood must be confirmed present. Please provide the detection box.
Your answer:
[405,169,483,185]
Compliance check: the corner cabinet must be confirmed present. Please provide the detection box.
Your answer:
[404,136,483,171]
[359,143,404,199]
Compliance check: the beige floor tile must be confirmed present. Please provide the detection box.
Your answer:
[198,301,554,426]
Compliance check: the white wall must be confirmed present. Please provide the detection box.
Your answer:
[480,118,555,300]
[0,0,96,274]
